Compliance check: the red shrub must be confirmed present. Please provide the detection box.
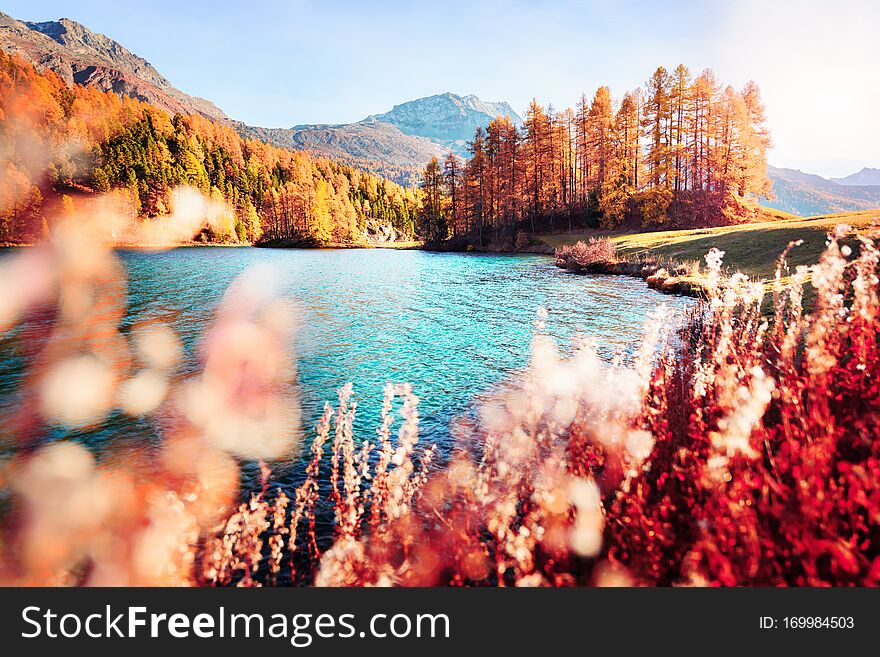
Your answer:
[556,237,618,272]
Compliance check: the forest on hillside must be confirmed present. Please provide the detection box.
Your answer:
[0,51,418,245]
[419,65,773,247]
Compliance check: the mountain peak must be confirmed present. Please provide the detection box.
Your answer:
[0,11,227,121]
[365,92,522,153]
[24,16,160,84]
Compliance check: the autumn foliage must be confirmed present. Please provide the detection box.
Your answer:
[421,65,772,247]
[0,51,417,245]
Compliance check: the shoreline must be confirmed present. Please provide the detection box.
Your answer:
[554,258,706,299]
[255,238,422,250]
[2,236,703,300]
[417,238,704,299]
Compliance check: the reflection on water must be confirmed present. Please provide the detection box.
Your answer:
[0,247,692,493]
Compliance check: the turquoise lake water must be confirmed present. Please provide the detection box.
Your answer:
[0,247,692,494]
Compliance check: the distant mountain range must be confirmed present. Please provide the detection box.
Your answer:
[0,11,877,216]
[831,167,880,187]
[764,166,880,216]
[241,93,523,186]
[243,120,447,187]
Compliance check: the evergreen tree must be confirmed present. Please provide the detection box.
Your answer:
[419,157,445,243]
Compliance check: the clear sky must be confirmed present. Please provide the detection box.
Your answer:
[4,0,878,178]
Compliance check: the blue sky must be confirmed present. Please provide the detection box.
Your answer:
[5,0,878,177]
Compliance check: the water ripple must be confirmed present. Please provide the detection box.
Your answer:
[0,247,694,492]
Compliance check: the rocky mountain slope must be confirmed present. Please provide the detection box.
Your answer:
[0,12,227,121]
[368,92,522,150]
[764,166,880,216]
[244,92,523,185]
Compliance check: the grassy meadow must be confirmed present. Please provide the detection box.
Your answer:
[539,210,879,281]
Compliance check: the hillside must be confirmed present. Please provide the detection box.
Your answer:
[764,165,880,216]
[0,12,227,121]
[242,119,445,188]
[541,210,879,281]
[0,49,418,246]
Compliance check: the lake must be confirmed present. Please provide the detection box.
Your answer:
[0,247,692,495]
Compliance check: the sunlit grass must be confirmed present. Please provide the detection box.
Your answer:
[540,210,879,281]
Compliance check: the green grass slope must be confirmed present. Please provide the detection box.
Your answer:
[539,210,879,281]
